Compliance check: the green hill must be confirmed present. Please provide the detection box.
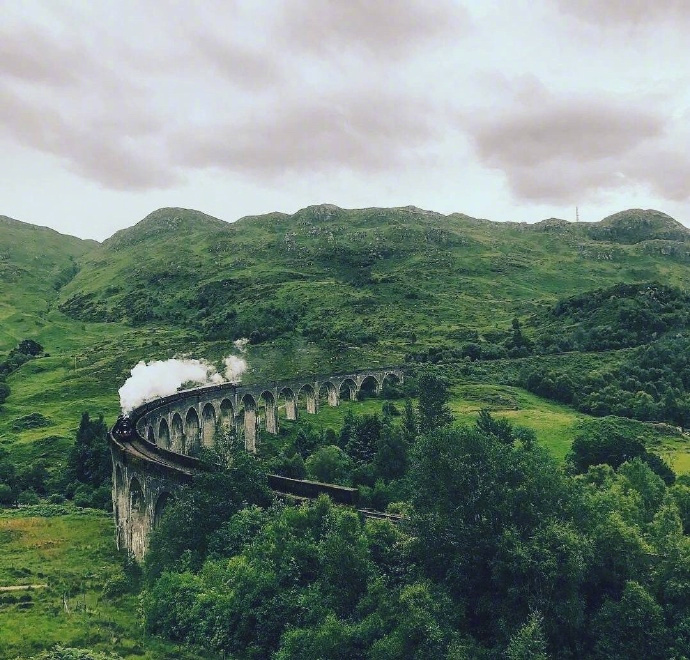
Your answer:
[3,204,690,475]
[4,204,690,657]
[0,215,96,352]
[57,205,690,358]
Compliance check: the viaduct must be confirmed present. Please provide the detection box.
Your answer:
[110,367,404,560]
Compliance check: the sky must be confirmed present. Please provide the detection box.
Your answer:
[2,0,690,241]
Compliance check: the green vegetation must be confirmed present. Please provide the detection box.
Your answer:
[137,404,690,658]
[3,204,690,656]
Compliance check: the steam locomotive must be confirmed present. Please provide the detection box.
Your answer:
[112,414,134,440]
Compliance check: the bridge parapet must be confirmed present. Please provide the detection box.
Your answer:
[131,367,404,456]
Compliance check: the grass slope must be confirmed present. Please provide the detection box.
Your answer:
[3,205,690,474]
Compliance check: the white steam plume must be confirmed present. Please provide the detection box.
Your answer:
[224,355,248,383]
[119,353,248,413]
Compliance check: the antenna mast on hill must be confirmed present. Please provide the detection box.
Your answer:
[576,206,580,223]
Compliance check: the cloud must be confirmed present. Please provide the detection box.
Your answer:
[279,0,470,58]
[0,28,85,86]
[172,87,442,177]
[0,1,463,193]
[555,0,690,25]
[465,83,690,203]
[0,83,181,190]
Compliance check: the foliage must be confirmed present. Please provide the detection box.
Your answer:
[306,445,353,484]
[144,441,272,580]
[567,417,675,484]
[417,370,453,432]
[28,646,124,659]
[61,413,111,510]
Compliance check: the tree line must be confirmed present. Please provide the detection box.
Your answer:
[136,373,690,658]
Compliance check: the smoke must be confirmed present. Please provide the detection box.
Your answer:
[224,355,248,383]
[233,337,249,352]
[119,352,248,413]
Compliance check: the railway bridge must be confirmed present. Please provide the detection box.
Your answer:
[110,367,404,560]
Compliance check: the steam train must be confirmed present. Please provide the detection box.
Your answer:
[112,414,134,440]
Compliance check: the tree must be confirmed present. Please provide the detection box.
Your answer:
[475,409,513,444]
[401,398,418,444]
[592,581,669,659]
[346,414,382,465]
[506,612,550,660]
[306,445,353,484]
[568,420,646,473]
[374,426,408,482]
[66,412,111,488]
[417,371,453,432]
[144,445,272,580]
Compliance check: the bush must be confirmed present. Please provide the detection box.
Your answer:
[306,446,353,484]
[17,489,40,505]
[0,381,9,405]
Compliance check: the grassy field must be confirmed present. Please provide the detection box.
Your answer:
[0,506,215,659]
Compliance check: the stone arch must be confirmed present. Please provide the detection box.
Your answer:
[339,378,357,401]
[318,381,339,407]
[298,384,317,414]
[201,403,216,448]
[153,491,173,528]
[359,375,380,398]
[219,398,234,432]
[260,391,278,435]
[278,387,297,421]
[114,464,125,548]
[158,418,171,449]
[128,477,147,560]
[381,372,402,398]
[129,477,145,517]
[242,394,257,453]
[185,407,200,455]
[171,413,184,453]
[147,425,156,444]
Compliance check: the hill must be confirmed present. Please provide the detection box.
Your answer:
[586,208,689,244]
[3,203,690,473]
[55,205,690,361]
[0,215,96,352]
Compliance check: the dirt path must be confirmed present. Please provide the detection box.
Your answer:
[0,584,47,591]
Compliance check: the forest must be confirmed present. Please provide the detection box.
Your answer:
[136,375,690,659]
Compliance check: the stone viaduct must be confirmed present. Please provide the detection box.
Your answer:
[110,367,404,560]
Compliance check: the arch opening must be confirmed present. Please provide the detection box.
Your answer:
[153,492,172,528]
[219,398,234,431]
[147,425,156,444]
[129,477,145,518]
[115,465,123,491]
[259,391,278,435]
[381,373,403,399]
[358,375,380,400]
[241,394,257,453]
[171,413,184,453]
[298,384,317,415]
[278,387,297,421]
[339,379,357,402]
[318,381,339,408]
[158,418,171,449]
[185,408,200,456]
[201,403,216,448]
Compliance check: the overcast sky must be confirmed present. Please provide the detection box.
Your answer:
[2,0,690,240]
